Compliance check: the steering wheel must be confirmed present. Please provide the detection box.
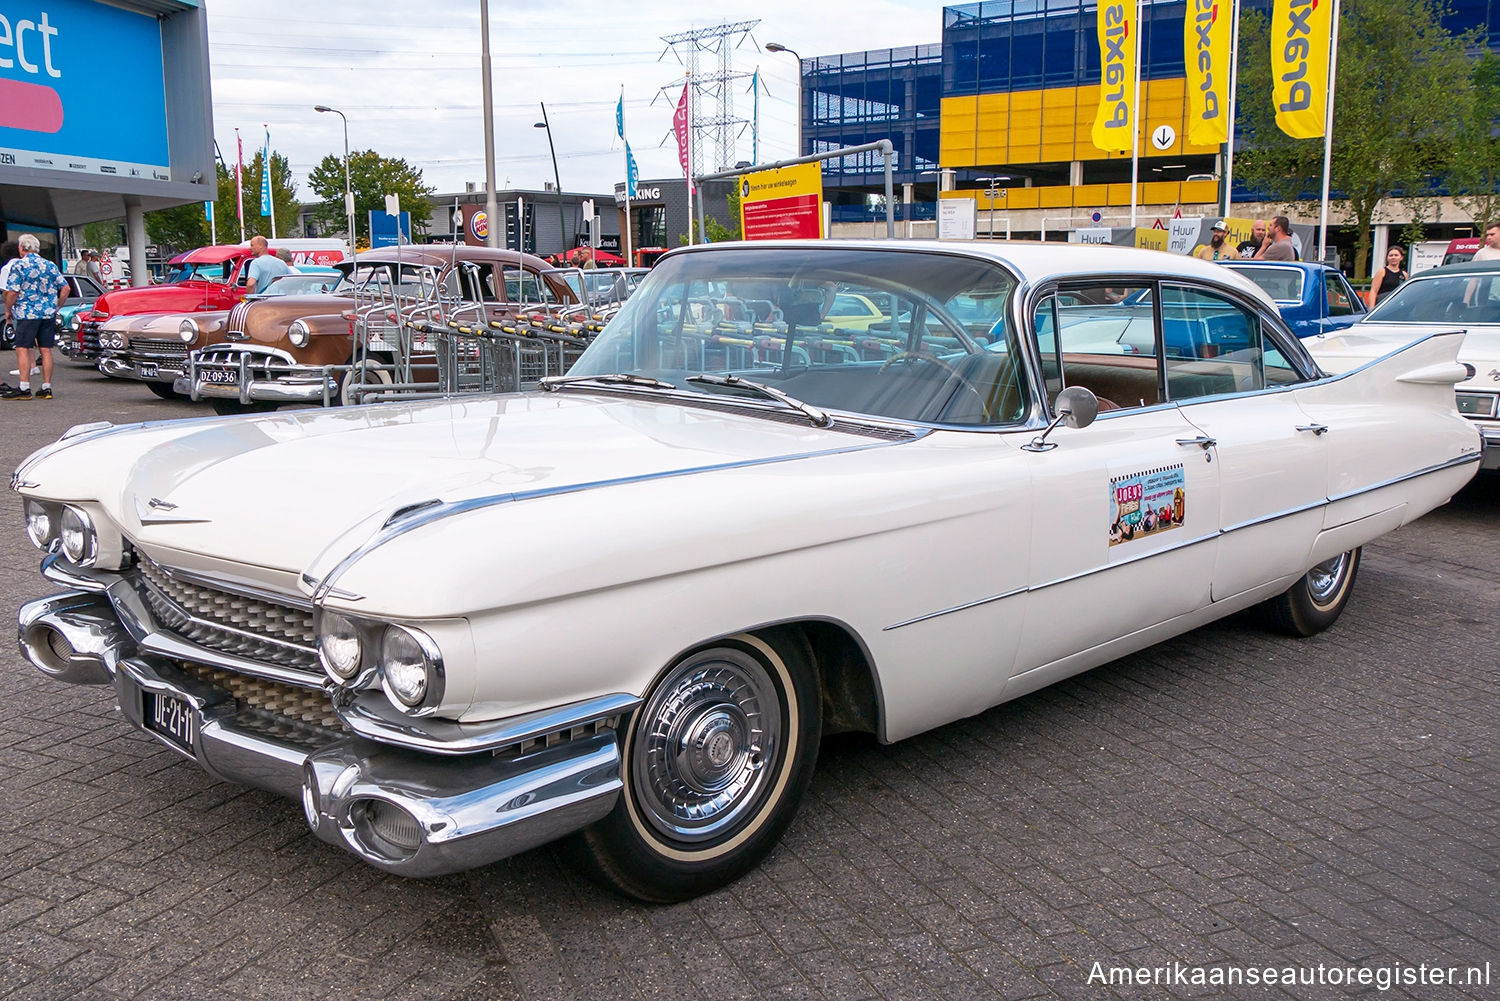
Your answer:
[879,350,991,420]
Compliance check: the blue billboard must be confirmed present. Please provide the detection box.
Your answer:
[0,0,170,177]
[369,210,413,248]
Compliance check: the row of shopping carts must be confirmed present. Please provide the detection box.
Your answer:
[339,261,624,403]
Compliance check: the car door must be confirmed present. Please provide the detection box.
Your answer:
[1161,284,1328,601]
[1321,269,1366,334]
[1012,281,1222,685]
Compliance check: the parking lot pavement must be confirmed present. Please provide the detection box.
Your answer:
[1,364,1496,1001]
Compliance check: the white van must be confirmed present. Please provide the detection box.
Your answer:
[240,238,351,267]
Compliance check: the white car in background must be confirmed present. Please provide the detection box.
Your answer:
[12,241,1480,903]
[1309,259,1500,470]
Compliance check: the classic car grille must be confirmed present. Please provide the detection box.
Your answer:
[78,321,101,357]
[227,301,252,337]
[127,338,190,362]
[178,662,344,732]
[138,558,319,674]
[195,345,298,380]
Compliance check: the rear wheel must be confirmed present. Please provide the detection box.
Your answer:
[572,631,821,903]
[145,382,180,400]
[1257,548,1362,637]
[210,398,278,416]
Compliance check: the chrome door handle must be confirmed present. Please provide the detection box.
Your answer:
[1295,423,1329,436]
[1175,436,1216,450]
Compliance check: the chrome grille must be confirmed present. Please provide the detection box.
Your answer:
[177,662,347,741]
[227,300,252,336]
[138,558,319,674]
[127,338,189,362]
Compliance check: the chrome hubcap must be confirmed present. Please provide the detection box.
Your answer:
[1307,552,1349,605]
[632,649,781,843]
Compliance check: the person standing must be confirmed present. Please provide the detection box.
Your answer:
[1261,217,1298,261]
[83,250,104,287]
[244,235,291,294]
[1193,221,1241,262]
[1,234,68,401]
[1366,246,1409,308]
[1472,222,1500,262]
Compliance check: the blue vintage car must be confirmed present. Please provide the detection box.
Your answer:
[1222,260,1367,338]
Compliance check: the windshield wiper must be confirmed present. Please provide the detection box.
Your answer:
[686,374,834,428]
[539,373,677,392]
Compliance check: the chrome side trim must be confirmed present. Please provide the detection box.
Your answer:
[336,691,640,756]
[884,454,1480,631]
[311,439,909,603]
[41,552,118,593]
[1326,451,1482,504]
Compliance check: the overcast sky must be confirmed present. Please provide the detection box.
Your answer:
[205,0,945,203]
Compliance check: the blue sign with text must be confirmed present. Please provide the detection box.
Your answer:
[0,0,170,174]
[368,210,412,248]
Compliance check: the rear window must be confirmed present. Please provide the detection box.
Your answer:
[1228,265,1304,303]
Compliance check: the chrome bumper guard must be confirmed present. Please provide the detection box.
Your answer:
[18,588,625,878]
[178,345,338,406]
[1480,423,1499,470]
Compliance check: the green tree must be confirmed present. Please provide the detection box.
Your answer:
[79,219,123,254]
[1451,52,1500,230]
[308,150,434,247]
[212,152,301,244]
[145,202,211,254]
[703,185,744,242]
[1234,0,1476,279]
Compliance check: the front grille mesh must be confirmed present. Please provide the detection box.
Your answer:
[128,339,189,361]
[138,559,318,673]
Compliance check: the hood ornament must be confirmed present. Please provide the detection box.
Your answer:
[147,497,178,511]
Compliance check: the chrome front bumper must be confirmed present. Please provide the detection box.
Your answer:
[17,588,625,878]
[178,345,338,406]
[99,355,185,384]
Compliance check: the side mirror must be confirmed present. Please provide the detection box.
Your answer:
[1023,385,1100,452]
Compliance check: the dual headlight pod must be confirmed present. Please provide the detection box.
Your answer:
[24,499,98,566]
[316,610,444,713]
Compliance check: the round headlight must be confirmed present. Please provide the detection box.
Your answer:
[288,319,311,348]
[179,318,199,343]
[380,625,442,710]
[59,506,97,566]
[317,611,363,682]
[24,499,56,551]
[68,313,81,332]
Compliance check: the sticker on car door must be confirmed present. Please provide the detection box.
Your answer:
[1110,464,1187,546]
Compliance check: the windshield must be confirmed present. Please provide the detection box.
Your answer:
[258,273,341,297]
[1366,272,1500,324]
[1227,265,1304,303]
[567,247,1029,426]
[165,261,236,283]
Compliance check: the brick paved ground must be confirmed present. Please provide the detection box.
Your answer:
[0,364,1496,1000]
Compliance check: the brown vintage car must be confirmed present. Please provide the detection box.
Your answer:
[177,246,583,415]
[96,272,344,399]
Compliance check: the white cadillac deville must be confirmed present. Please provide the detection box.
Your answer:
[1308,258,1500,472]
[12,241,1482,902]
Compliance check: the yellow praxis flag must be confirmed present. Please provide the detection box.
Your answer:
[1185,0,1232,146]
[1271,0,1333,139]
[1092,0,1138,154]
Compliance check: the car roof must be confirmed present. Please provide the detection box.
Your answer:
[1222,259,1332,273]
[1414,258,1500,277]
[182,245,253,264]
[665,239,1280,312]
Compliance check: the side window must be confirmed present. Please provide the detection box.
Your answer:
[1159,286,1269,400]
[1326,275,1357,316]
[1033,295,1062,401]
[1049,282,1162,411]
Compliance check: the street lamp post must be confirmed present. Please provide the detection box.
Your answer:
[534,105,568,258]
[314,105,355,258]
[977,175,1009,240]
[765,43,803,158]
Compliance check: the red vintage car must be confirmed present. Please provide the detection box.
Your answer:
[69,245,263,360]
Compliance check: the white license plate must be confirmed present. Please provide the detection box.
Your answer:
[200,368,239,386]
[143,691,195,753]
[137,362,159,379]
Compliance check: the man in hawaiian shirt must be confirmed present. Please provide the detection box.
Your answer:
[1,234,69,400]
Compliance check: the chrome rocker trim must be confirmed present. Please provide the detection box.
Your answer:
[17,590,625,879]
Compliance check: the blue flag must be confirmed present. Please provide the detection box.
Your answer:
[615,92,625,139]
[625,141,639,199]
[259,129,272,217]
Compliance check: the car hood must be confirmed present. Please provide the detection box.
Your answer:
[21,392,905,584]
[1312,322,1500,390]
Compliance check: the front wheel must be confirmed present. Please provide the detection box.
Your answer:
[572,631,821,903]
[1256,548,1362,637]
[338,357,393,407]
